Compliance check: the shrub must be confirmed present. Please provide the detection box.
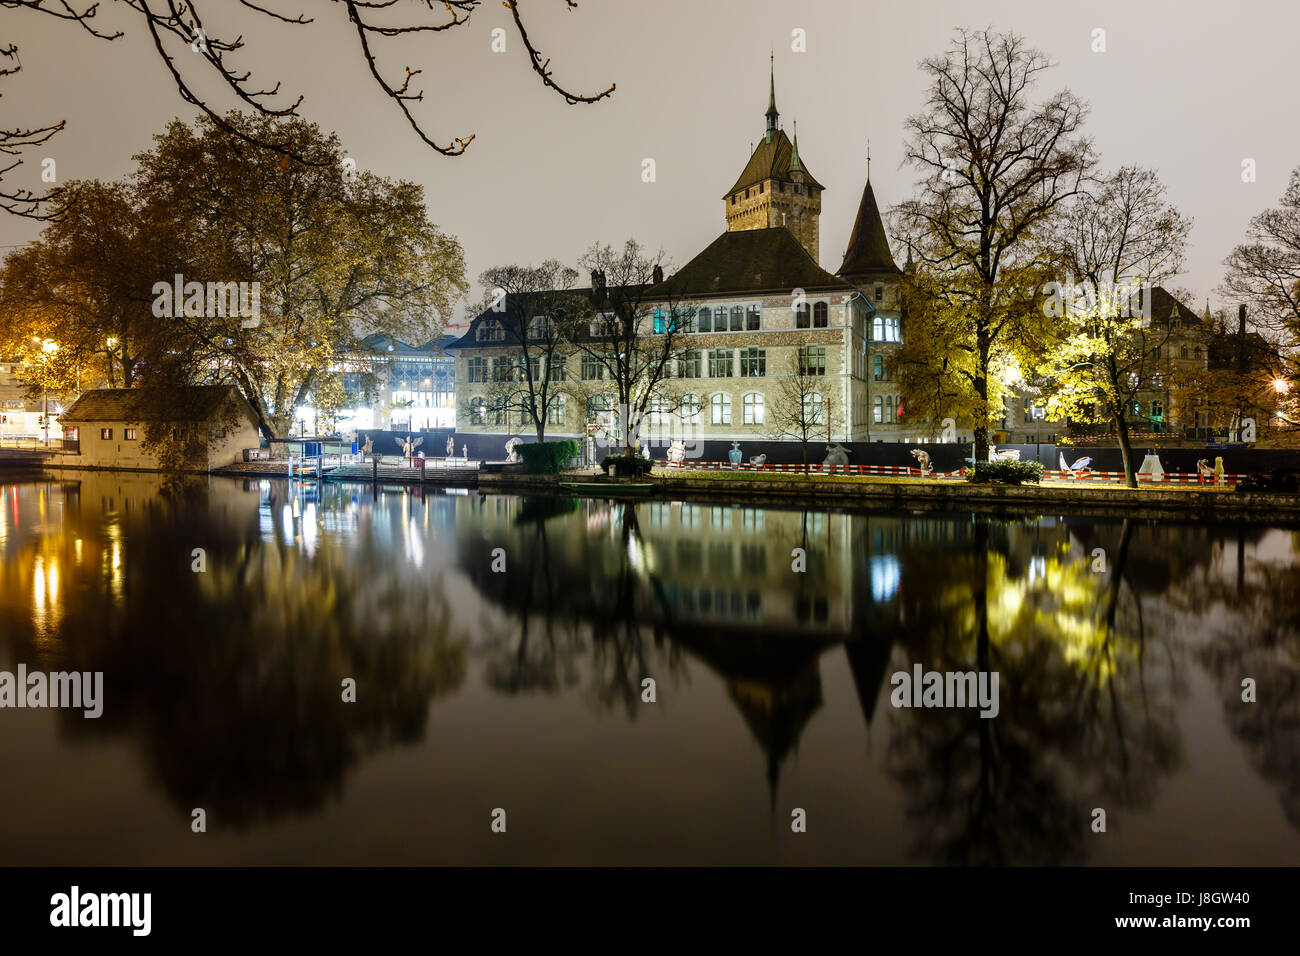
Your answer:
[601,454,653,477]
[516,439,581,474]
[1236,469,1300,493]
[968,459,1044,485]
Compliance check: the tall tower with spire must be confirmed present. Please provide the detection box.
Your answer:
[838,146,901,307]
[722,57,823,263]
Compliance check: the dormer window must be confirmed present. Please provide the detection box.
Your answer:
[477,319,505,342]
[528,316,547,340]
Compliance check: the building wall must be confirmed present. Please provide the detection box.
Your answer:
[454,293,862,445]
[66,415,260,470]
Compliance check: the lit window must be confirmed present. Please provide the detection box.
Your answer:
[100,428,112,440]
[873,395,883,423]
[711,393,732,425]
[802,392,824,424]
[680,394,701,427]
[124,428,137,440]
[739,348,766,377]
[743,392,765,425]
[709,349,733,378]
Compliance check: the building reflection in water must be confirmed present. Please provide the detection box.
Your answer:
[0,474,1296,863]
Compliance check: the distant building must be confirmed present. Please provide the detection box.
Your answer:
[0,358,54,441]
[59,386,261,471]
[332,334,457,434]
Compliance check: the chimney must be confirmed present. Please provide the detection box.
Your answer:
[652,264,664,285]
[590,269,606,307]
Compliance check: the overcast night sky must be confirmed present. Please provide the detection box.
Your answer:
[3,0,1299,322]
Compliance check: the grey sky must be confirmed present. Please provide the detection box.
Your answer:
[3,0,1298,322]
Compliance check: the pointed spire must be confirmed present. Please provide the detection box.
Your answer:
[765,51,779,143]
[789,119,803,172]
[1204,298,1213,323]
[866,139,871,182]
[839,174,900,280]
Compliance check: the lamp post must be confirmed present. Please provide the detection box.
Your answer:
[33,338,59,447]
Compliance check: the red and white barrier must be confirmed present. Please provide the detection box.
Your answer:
[653,460,1245,484]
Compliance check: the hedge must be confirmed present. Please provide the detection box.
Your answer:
[968,459,1045,485]
[516,439,582,474]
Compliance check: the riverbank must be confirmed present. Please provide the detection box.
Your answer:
[478,469,1300,519]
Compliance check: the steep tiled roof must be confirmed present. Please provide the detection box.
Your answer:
[725,129,824,196]
[652,228,856,298]
[837,179,900,280]
[60,385,248,423]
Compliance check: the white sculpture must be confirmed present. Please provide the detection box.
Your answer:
[824,443,850,467]
[395,435,423,460]
[462,444,468,459]
[989,444,1020,462]
[1059,453,1092,476]
[505,437,522,463]
[446,435,455,457]
[1196,458,1213,481]
[748,454,767,466]
[666,439,686,464]
[911,448,933,476]
[361,436,374,459]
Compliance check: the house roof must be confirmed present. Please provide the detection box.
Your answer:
[651,227,858,298]
[725,128,824,196]
[360,332,459,355]
[837,178,900,281]
[60,385,248,423]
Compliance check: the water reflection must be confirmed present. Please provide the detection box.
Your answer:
[0,474,1296,864]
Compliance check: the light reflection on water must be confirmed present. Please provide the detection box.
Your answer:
[0,473,1297,865]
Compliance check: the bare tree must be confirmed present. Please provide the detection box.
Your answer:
[767,353,841,474]
[893,28,1096,462]
[1043,166,1191,486]
[566,240,696,458]
[476,260,581,443]
[0,0,614,209]
[0,42,66,218]
[1221,166,1300,436]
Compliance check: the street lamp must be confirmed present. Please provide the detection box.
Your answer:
[34,338,59,447]
[1273,378,1289,394]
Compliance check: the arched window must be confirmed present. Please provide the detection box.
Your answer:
[803,391,824,425]
[813,301,828,327]
[586,393,612,421]
[730,305,744,331]
[469,397,487,424]
[873,395,883,423]
[547,394,565,425]
[528,317,547,340]
[711,393,732,425]
[886,395,894,423]
[743,392,765,425]
[873,355,884,381]
[746,305,761,330]
[795,301,810,329]
[698,306,712,333]
[680,394,701,427]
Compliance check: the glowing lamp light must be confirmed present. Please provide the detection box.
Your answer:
[1274,379,1290,394]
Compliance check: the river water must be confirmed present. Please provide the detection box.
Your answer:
[0,473,1296,865]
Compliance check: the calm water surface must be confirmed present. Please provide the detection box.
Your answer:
[0,473,1297,865]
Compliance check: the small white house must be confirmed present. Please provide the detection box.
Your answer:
[59,385,261,471]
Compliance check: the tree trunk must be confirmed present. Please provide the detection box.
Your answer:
[1115,413,1137,488]
[802,439,809,475]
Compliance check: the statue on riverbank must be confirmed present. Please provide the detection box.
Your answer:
[505,437,522,463]
[911,448,933,476]
[824,443,850,467]
[396,435,422,460]
[361,436,374,460]
[446,435,455,458]
[666,440,686,464]
[728,442,743,466]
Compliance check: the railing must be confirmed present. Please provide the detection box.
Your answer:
[653,460,1245,484]
[0,436,78,453]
